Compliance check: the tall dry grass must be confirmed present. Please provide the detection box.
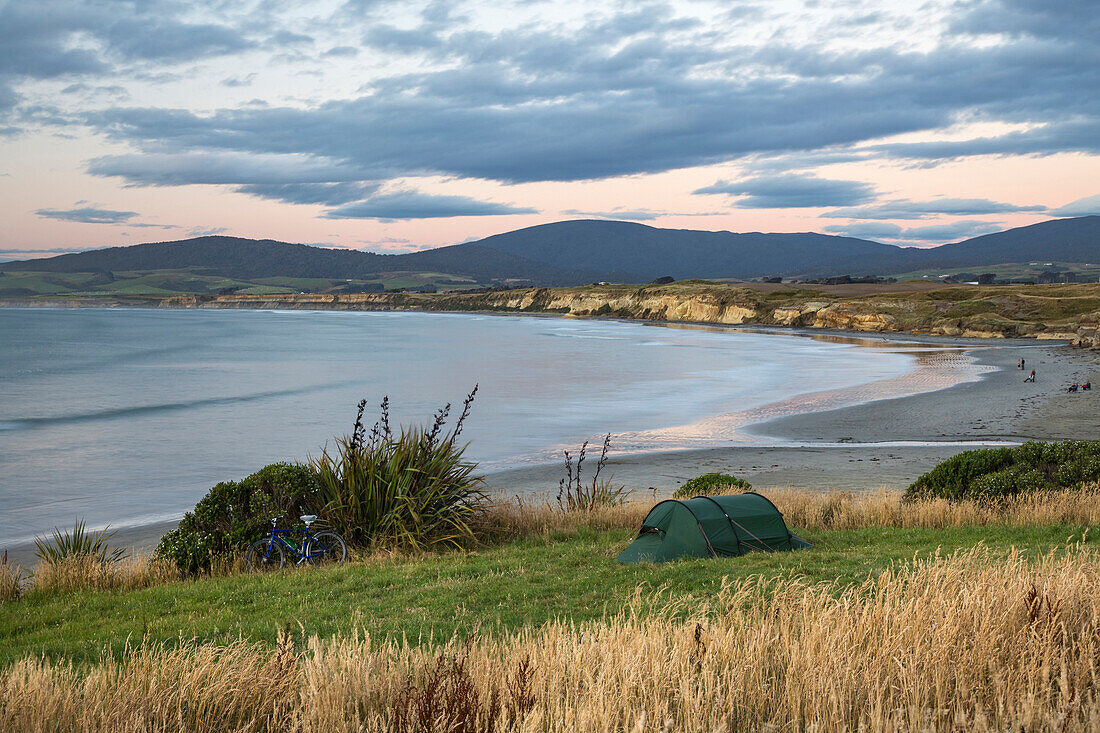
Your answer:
[27,554,181,595]
[0,556,21,604]
[3,545,1099,731]
[483,484,1100,538]
[767,484,1100,531]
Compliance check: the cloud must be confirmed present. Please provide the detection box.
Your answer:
[221,74,256,88]
[561,208,663,221]
[823,198,1047,220]
[322,46,359,58]
[235,181,381,205]
[34,206,138,224]
[695,174,877,208]
[822,222,903,240]
[894,221,1005,242]
[1048,194,1100,217]
[101,18,254,62]
[88,152,377,186]
[187,226,229,237]
[271,30,313,47]
[323,191,537,220]
[58,0,1096,191]
[826,219,1003,243]
[362,24,443,53]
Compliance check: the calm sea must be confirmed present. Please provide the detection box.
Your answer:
[0,308,918,545]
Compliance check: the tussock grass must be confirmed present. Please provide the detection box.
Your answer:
[3,546,1099,731]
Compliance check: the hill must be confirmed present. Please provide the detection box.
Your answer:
[0,236,622,285]
[468,217,1100,279]
[3,216,1098,290]
[469,219,921,280]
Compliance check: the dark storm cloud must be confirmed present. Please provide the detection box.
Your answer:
[695,175,877,208]
[34,206,138,223]
[823,198,1047,220]
[323,191,536,220]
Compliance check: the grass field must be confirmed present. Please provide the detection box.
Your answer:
[0,269,484,298]
[4,489,1100,730]
[3,491,1098,666]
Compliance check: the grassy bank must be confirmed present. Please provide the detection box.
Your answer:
[5,489,1100,730]
[3,489,1099,667]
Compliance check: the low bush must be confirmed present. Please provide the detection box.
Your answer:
[311,390,487,549]
[904,440,1100,502]
[672,472,751,499]
[155,463,321,573]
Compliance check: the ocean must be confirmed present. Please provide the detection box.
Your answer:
[0,307,925,545]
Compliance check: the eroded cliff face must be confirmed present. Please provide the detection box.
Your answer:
[473,289,758,324]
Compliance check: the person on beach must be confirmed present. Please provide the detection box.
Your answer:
[1021,358,1026,371]
[1068,384,1079,393]
[1024,370,1036,383]
[1085,381,1092,391]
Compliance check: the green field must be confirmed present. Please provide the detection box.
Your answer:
[2,523,1091,667]
[0,268,485,298]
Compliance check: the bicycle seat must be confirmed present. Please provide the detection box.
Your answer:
[300,514,318,524]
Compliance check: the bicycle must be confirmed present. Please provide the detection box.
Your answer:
[245,515,347,571]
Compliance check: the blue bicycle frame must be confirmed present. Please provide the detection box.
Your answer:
[261,523,331,565]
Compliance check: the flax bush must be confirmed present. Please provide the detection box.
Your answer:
[311,389,487,549]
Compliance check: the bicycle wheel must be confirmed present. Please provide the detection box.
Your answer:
[246,539,285,571]
[305,530,347,566]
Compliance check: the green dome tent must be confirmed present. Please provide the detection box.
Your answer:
[617,492,811,564]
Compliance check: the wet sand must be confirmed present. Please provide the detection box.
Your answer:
[5,335,1097,567]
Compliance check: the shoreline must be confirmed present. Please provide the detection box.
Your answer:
[3,310,1096,568]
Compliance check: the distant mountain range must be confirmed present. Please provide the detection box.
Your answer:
[5,216,1099,285]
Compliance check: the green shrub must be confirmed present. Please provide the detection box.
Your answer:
[311,390,487,549]
[155,463,321,573]
[34,519,126,566]
[969,465,1053,499]
[672,472,751,499]
[904,441,1100,503]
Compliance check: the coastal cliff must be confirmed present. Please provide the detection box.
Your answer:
[7,281,1100,347]
[184,281,1100,348]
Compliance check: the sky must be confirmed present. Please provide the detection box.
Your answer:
[1,0,1099,259]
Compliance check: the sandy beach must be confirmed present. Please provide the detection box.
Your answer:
[5,331,1097,567]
